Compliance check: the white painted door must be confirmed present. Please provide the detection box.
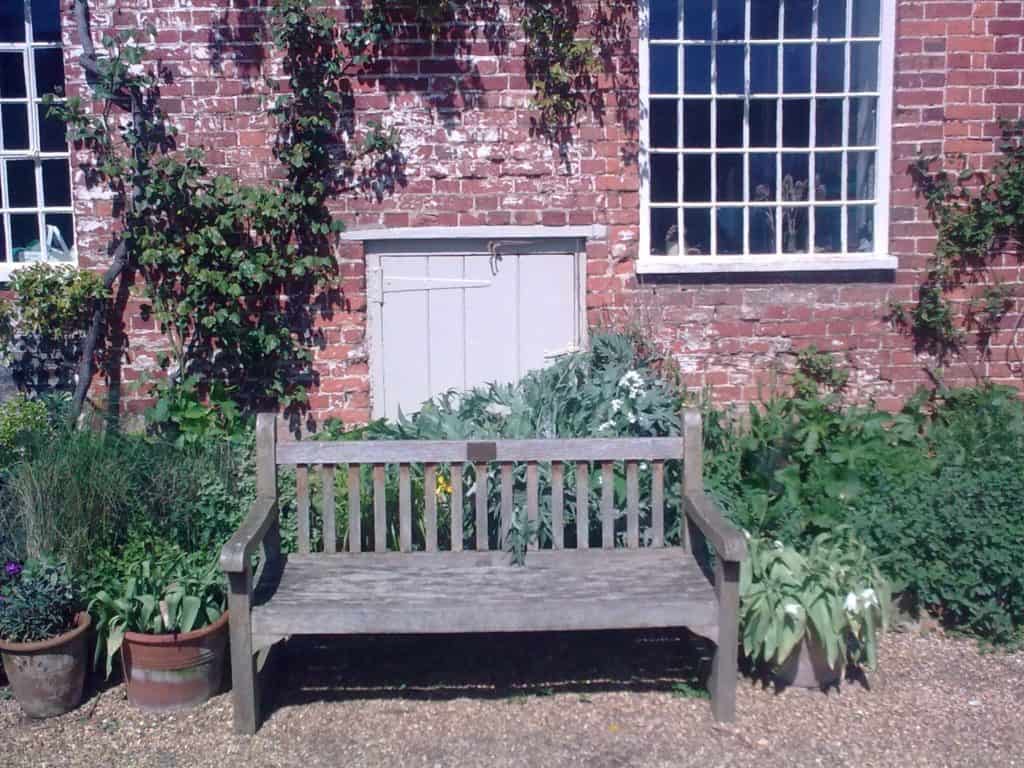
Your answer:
[367,238,583,419]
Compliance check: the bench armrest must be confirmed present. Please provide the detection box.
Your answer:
[220,495,280,575]
[683,491,747,563]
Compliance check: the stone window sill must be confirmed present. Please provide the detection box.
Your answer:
[635,254,898,276]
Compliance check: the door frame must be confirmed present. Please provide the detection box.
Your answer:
[365,237,589,419]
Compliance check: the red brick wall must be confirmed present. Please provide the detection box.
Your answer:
[63,0,1024,422]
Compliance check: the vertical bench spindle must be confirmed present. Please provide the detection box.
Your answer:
[321,465,336,554]
[601,461,614,549]
[550,461,564,549]
[450,464,464,552]
[500,463,513,545]
[526,461,538,550]
[474,463,488,550]
[651,460,665,548]
[626,460,639,548]
[576,462,589,549]
[424,463,438,553]
[373,464,386,552]
[399,463,412,553]
[347,464,360,553]
[296,465,310,554]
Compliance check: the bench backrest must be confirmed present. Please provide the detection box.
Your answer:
[257,409,705,555]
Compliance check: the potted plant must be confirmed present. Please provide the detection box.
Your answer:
[739,529,889,688]
[90,549,228,712]
[0,559,90,717]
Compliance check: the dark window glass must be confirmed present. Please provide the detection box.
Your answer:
[683,208,710,254]
[0,0,25,42]
[816,98,843,146]
[718,0,745,40]
[651,207,678,255]
[783,44,811,93]
[0,51,25,97]
[33,49,64,96]
[852,0,880,37]
[42,158,70,206]
[651,45,678,94]
[749,99,777,147]
[782,99,810,147]
[30,0,61,42]
[2,103,29,149]
[650,153,678,202]
[717,154,743,202]
[783,0,812,38]
[682,99,711,147]
[683,0,712,40]
[38,103,67,151]
[650,99,679,148]
[717,100,744,148]
[816,43,845,92]
[683,154,711,202]
[819,1,847,38]
[684,45,711,93]
[11,213,39,261]
[750,46,777,93]
[751,0,780,39]
[7,159,36,207]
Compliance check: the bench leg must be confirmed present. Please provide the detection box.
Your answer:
[709,559,740,722]
[228,573,259,735]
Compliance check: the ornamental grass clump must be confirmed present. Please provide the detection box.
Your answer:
[739,529,890,674]
[0,560,80,644]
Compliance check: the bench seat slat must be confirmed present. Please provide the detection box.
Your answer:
[276,438,685,465]
[251,549,716,640]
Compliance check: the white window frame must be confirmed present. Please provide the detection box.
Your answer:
[637,0,897,274]
[0,0,74,282]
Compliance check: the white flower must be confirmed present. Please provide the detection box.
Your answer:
[860,588,879,608]
[598,420,616,432]
[784,602,803,618]
[773,540,784,550]
[611,398,623,413]
[640,462,648,471]
[627,413,638,424]
[484,403,512,418]
[742,529,751,540]
[844,592,859,613]
[618,370,646,399]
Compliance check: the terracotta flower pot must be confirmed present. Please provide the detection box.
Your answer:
[0,612,90,718]
[773,635,843,689]
[121,611,229,712]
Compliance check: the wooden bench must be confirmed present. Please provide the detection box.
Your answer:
[220,409,748,734]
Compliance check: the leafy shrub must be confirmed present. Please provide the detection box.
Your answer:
[0,395,50,469]
[0,559,80,643]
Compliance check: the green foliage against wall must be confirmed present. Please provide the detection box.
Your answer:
[893,121,1024,361]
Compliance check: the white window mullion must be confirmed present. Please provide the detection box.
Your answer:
[807,0,818,256]
[677,3,685,254]
[709,0,718,257]
[841,0,853,255]
[775,0,784,257]
[742,0,751,256]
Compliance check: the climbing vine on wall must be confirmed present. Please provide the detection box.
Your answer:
[891,120,1024,365]
[53,0,404,430]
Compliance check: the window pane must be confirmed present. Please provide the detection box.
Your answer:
[651,207,678,255]
[650,0,679,40]
[30,0,61,42]
[683,208,710,254]
[683,0,711,40]
[682,99,710,147]
[819,0,847,38]
[650,153,678,202]
[0,217,6,261]
[44,213,74,259]
[0,0,24,42]
[651,46,678,94]
[749,207,770,256]
[782,153,809,200]
[816,44,845,93]
[718,0,745,40]
[717,100,744,148]
[852,0,880,37]
[851,42,878,90]
[781,207,808,252]
[848,205,874,252]
[749,99,776,147]
[11,213,39,261]
[782,99,809,147]
[815,206,842,253]
[1,103,28,150]
[6,159,36,207]
[783,0,812,38]
[717,154,743,202]
[816,98,843,146]
[42,158,70,206]
[684,45,710,93]
[717,45,744,94]
[750,153,776,201]
[750,207,776,253]
[849,96,878,145]
[0,52,25,97]
[815,152,842,200]
[650,99,678,148]
[751,1,780,40]
[847,151,876,200]
[38,104,67,151]
[717,207,743,254]
[751,46,777,93]
[683,154,711,201]
[34,49,64,96]
[783,44,811,93]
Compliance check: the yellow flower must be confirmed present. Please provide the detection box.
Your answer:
[435,473,453,499]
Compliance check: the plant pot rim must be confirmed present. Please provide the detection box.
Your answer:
[122,610,229,646]
[0,611,91,654]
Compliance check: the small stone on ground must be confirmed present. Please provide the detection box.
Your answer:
[1,630,1021,768]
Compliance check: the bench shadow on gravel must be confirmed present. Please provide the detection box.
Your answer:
[264,629,714,715]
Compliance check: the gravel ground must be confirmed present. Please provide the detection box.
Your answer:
[1,628,1021,768]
